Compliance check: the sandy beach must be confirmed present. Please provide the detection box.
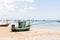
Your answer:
[0,26,60,40]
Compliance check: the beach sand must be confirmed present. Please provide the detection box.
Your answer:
[0,26,60,40]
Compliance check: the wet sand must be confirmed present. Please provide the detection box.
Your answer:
[0,26,60,40]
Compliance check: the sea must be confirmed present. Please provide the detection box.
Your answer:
[29,20,60,32]
[0,20,60,27]
[0,20,60,31]
[31,20,60,26]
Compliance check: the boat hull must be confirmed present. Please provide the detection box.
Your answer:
[0,24,9,27]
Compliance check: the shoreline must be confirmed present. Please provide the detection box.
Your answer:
[0,26,60,40]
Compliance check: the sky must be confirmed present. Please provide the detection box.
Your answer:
[0,0,60,20]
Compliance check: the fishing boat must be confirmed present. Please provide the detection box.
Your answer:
[0,23,9,26]
[0,20,9,27]
[56,20,60,23]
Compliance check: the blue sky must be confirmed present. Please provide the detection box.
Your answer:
[0,0,60,20]
[35,0,60,20]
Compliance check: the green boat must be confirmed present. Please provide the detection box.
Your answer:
[11,20,31,31]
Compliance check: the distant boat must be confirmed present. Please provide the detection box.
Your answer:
[0,20,9,27]
[56,20,60,23]
[0,23,9,27]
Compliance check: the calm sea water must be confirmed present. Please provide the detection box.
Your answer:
[31,20,60,28]
[29,20,60,32]
[0,20,60,27]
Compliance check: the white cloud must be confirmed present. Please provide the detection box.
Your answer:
[15,0,35,3]
[24,6,35,10]
[25,0,35,3]
[0,0,35,19]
